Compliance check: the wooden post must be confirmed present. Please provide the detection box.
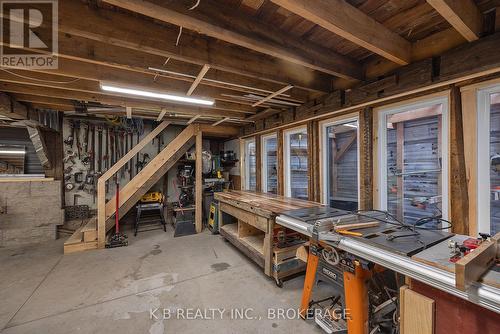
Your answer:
[255,135,262,192]
[277,129,284,196]
[359,107,374,210]
[396,122,404,221]
[97,179,106,248]
[195,127,203,233]
[450,86,469,234]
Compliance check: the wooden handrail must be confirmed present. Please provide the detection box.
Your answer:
[98,121,171,183]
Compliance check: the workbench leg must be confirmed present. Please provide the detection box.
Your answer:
[343,263,371,334]
[263,218,273,277]
[300,247,319,319]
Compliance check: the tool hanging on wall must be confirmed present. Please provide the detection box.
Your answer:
[64,120,75,147]
[136,153,150,172]
[110,129,115,167]
[135,131,140,175]
[83,122,89,157]
[125,131,129,173]
[91,125,96,172]
[97,126,103,173]
[104,126,109,170]
[129,131,134,180]
[115,128,119,167]
[120,131,125,178]
[74,121,81,159]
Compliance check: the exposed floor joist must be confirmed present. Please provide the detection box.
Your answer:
[157,108,168,121]
[212,117,230,126]
[50,0,334,93]
[270,0,411,65]
[0,81,248,119]
[426,0,482,42]
[252,85,294,107]
[187,65,211,96]
[0,69,254,117]
[101,0,363,80]
[187,115,202,124]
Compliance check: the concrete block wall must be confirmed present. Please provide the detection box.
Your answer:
[0,180,64,247]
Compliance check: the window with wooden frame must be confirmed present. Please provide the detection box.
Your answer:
[477,85,500,235]
[284,126,308,200]
[377,96,449,226]
[321,118,359,210]
[243,138,256,191]
[261,133,278,194]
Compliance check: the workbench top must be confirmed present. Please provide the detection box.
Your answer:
[215,191,322,218]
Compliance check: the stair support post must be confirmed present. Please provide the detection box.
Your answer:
[195,126,203,233]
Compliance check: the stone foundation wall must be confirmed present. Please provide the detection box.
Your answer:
[0,180,64,247]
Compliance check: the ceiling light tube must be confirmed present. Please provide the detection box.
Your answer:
[101,84,214,106]
[0,150,25,154]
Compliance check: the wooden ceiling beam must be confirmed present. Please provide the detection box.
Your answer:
[187,65,210,96]
[426,0,482,42]
[50,32,311,102]
[365,27,467,79]
[0,60,255,115]
[252,85,294,107]
[0,92,29,120]
[270,0,411,65]
[51,0,333,93]
[30,103,75,112]
[102,0,363,80]
[187,115,202,124]
[156,108,168,121]
[212,117,230,127]
[245,108,284,121]
[0,82,247,119]
[11,94,75,107]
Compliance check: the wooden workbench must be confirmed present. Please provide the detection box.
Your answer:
[214,191,322,283]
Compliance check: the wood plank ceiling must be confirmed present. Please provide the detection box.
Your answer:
[0,0,498,125]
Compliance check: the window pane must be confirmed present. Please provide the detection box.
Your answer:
[246,140,256,191]
[326,121,358,210]
[264,136,278,194]
[490,93,500,235]
[289,130,308,200]
[386,104,443,226]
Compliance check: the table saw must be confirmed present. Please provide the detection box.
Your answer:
[276,207,500,334]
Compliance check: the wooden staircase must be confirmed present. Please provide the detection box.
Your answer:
[100,124,197,237]
[64,122,238,253]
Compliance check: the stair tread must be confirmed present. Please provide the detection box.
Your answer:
[81,218,97,232]
[64,225,85,245]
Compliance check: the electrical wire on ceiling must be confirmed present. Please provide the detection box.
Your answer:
[189,0,201,10]
[1,68,81,84]
[154,25,183,82]
[176,26,183,46]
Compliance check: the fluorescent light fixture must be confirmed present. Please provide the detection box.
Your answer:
[0,150,25,154]
[101,84,214,106]
[344,123,358,128]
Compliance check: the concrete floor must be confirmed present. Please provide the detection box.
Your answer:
[0,223,332,334]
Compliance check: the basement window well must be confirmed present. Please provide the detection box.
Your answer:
[377,96,449,226]
[262,133,278,194]
[244,138,256,191]
[284,126,308,200]
[478,87,500,235]
[321,118,359,210]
